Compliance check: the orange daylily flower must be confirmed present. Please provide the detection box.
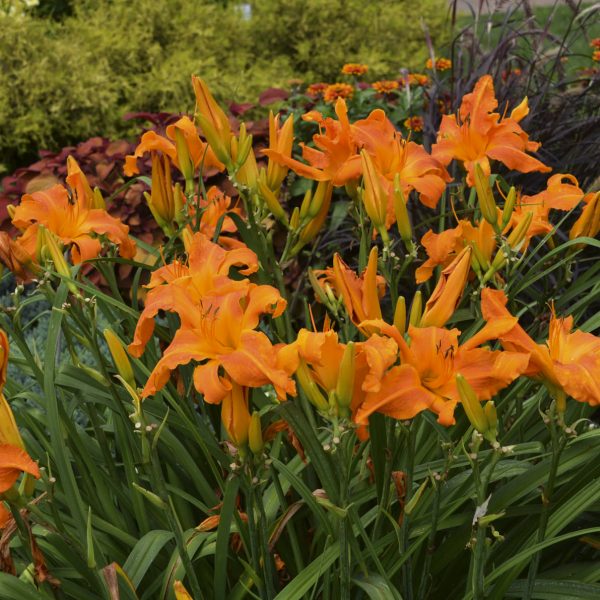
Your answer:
[141,284,297,403]
[295,326,398,416]
[420,245,472,328]
[507,174,585,249]
[124,115,224,177]
[481,289,600,408]
[11,184,135,264]
[432,75,550,186]
[415,218,496,283]
[358,320,529,425]
[183,186,244,249]
[129,232,258,357]
[264,98,361,185]
[352,108,450,210]
[0,231,39,282]
[314,247,386,331]
[0,330,40,529]
[263,111,294,192]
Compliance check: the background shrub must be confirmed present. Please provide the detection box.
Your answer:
[0,0,448,173]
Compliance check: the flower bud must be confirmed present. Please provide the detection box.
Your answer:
[474,163,498,228]
[456,374,489,435]
[393,174,412,246]
[360,150,388,238]
[104,328,136,389]
[258,173,288,225]
[335,342,356,416]
[501,186,516,229]
[394,296,407,336]
[248,411,264,455]
[174,128,194,183]
[409,290,423,327]
[296,361,328,412]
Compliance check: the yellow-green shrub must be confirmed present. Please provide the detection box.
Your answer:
[0,0,449,171]
[249,0,450,81]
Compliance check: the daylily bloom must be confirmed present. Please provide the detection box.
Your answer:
[420,245,472,328]
[314,247,386,332]
[506,174,585,249]
[124,115,224,177]
[357,320,528,425]
[66,156,105,210]
[295,325,398,417]
[481,288,600,408]
[352,109,450,210]
[129,232,258,357]
[0,330,40,529]
[11,184,135,264]
[192,186,244,247]
[263,111,294,192]
[432,75,550,185]
[263,99,361,185]
[415,219,496,283]
[140,284,297,403]
[0,232,39,282]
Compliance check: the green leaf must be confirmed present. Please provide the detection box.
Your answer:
[123,530,175,588]
[352,574,403,600]
[506,579,600,599]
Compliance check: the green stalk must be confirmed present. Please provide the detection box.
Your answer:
[523,416,566,600]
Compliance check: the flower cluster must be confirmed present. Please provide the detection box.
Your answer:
[1,73,599,460]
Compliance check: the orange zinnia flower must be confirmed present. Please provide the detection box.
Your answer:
[481,289,600,409]
[0,330,40,529]
[129,232,258,358]
[141,284,297,403]
[341,63,368,76]
[432,75,550,186]
[11,183,135,264]
[357,320,528,425]
[403,116,424,132]
[323,83,354,103]
[372,80,399,94]
[314,247,386,332]
[306,82,329,97]
[124,115,224,178]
